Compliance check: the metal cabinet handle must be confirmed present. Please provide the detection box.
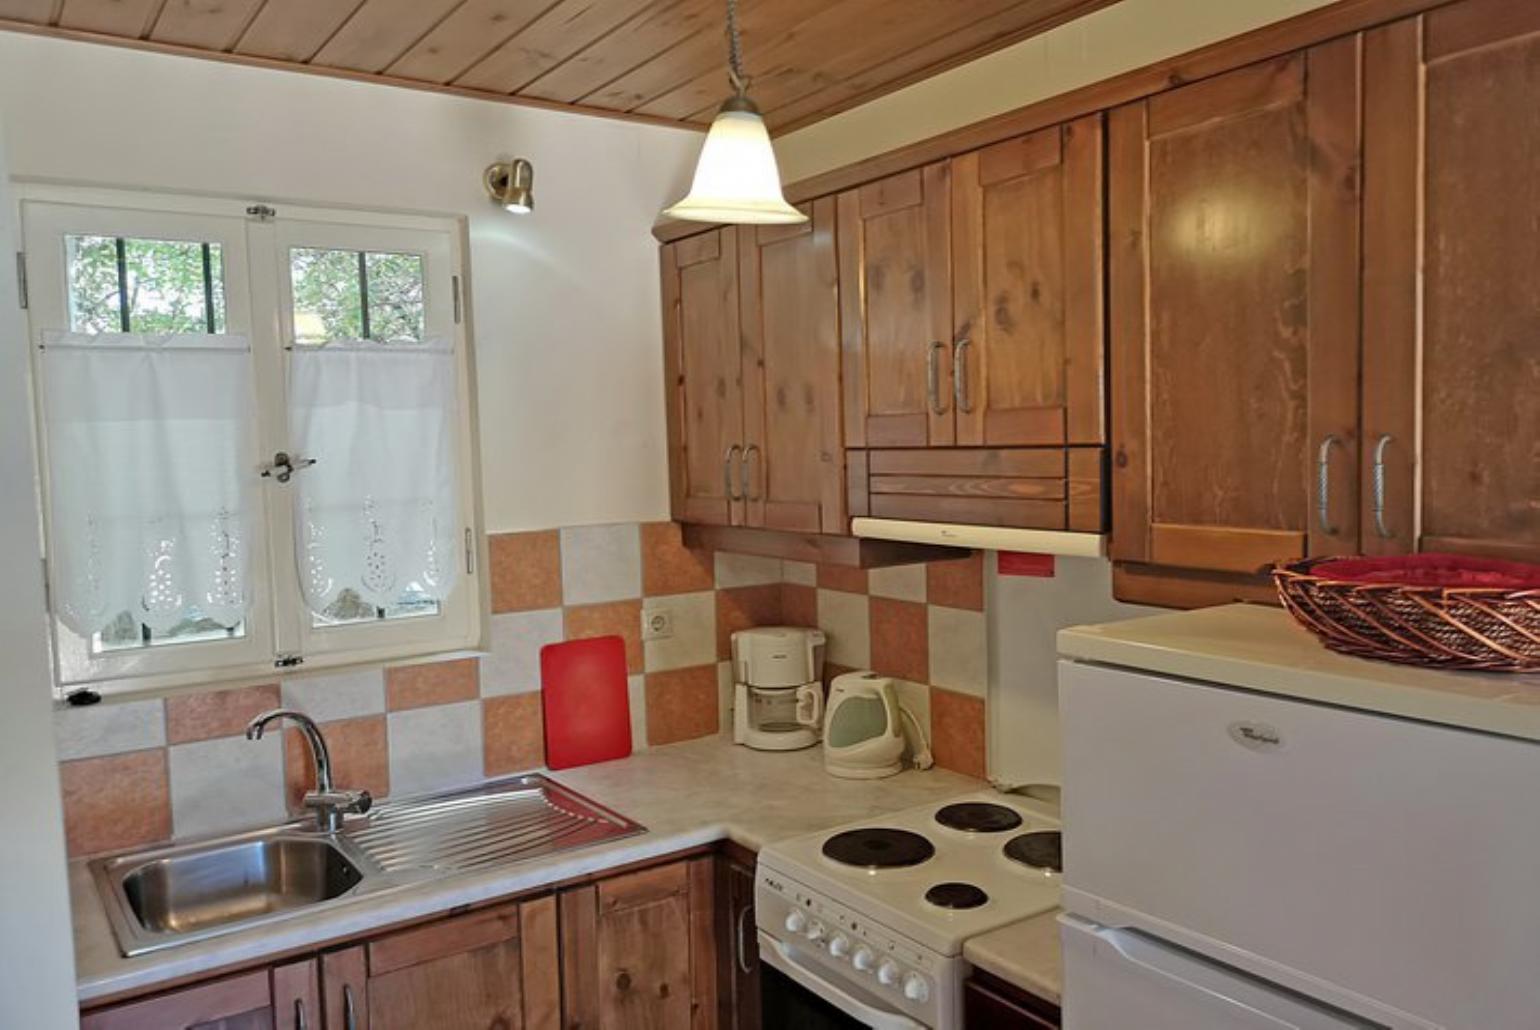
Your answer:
[742,444,761,501]
[294,999,307,1030]
[1316,434,1340,535]
[735,903,754,975]
[927,341,949,415]
[1372,434,1394,539]
[952,337,973,414]
[723,443,742,502]
[343,984,357,1030]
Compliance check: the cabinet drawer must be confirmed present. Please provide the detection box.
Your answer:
[849,447,1104,531]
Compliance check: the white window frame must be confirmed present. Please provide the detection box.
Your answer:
[18,184,489,700]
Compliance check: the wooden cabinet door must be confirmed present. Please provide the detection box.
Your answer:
[271,960,319,1030]
[716,855,760,1030]
[321,947,369,1030]
[81,969,275,1030]
[1363,1,1540,562]
[363,901,532,1030]
[738,198,846,534]
[838,163,954,448]
[663,228,744,526]
[1108,44,1361,583]
[561,858,716,1030]
[952,114,1104,448]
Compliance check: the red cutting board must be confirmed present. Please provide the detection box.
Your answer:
[540,635,633,770]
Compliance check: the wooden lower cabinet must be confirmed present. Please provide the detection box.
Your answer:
[715,847,760,1030]
[80,968,287,1030]
[963,969,1061,1029]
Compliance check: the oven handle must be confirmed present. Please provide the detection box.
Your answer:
[758,931,927,1030]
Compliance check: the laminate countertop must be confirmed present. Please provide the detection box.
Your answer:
[72,733,982,1005]
[963,911,1064,1006]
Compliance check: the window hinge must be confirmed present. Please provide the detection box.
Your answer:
[464,527,475,575]
[245,204,277,223]
[274,652,304,669]
[452,274,462,324]
[15,251,27,309]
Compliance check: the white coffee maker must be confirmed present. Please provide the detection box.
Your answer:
[731,627,826,751]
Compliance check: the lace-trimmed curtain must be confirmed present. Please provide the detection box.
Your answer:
[40,331,254,636]
[288,338,460,617]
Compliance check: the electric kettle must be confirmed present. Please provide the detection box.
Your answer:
[822,671,931,779]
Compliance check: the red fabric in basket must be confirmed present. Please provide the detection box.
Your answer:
[1310,553,1540,590]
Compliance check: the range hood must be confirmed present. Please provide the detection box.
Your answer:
[851,517,1106,558]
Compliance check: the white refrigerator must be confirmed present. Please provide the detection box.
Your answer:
[1057,656,1540,1030]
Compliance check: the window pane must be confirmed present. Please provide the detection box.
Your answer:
[310,587,440,628]
[291,247,363,343]
[66,235,124,333]
[365,251,425,342]
[94,612,246,653]
[65,235,226,334]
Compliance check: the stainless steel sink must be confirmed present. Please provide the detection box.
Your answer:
[93,774,643,957]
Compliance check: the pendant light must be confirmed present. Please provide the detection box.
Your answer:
[662,0,806,225]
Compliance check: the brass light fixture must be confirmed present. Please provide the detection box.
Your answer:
[662,0,805,225]
[485,157,534,214]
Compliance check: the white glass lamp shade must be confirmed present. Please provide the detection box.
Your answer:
[664,100,807,225]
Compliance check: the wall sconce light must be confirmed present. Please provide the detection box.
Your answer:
[484,158,534,214]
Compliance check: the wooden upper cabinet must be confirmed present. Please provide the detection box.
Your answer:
[738,198,846,534]
[662,227,743,527]
[1109,44,1362,581]
[952,114,1105,448]
[1363,0,1540,562]
[839,163,954,448]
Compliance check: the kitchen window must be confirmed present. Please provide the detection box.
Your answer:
[20,189,486,700]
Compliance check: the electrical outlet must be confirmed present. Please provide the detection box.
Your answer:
[641,607,674,641]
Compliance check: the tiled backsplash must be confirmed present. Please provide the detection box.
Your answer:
[53,523,989,857]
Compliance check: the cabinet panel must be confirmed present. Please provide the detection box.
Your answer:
[321,947,368,1030]
[1109,45,1361,596]
[81,969,274,1030]
[839,163,953,448]
[271,960,318,1030]
[739,199,845,534]
[663,228,744,526]
[1363,0,1540,561]
[716,855,760,1030]
[365,903,524,1030]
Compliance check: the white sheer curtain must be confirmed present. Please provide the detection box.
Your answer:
[288,338,460,617]
[40,331,254,636]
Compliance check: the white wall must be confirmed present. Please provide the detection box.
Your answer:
[0,33,703,533]
[0,116,80,1028]
[775,0,1337,182]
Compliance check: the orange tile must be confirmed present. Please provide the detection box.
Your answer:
[824,662,857,688]
[927,552,985,611]
[641,521,714,596]
[564,599,644,674]
[59,750,171,857]
[488,530,563,613]
[930,687,986,780]
[483,694,546,777]
[817,563,868,594]
[781,583,818,629]
[645,665,720,746]
[165,683,280,744]
[869,597,929,683]
[284,716,388,813]
[385,658,479,710]
[716,584,785,660]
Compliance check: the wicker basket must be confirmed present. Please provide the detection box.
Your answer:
[1273,555,1540,671]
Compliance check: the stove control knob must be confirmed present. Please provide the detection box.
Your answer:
[828,934,851,959]
[784,911,807,934]
[876,960,901,986]
[805,920,826,943]
[852,948,875,973]
[902,973,930,1002]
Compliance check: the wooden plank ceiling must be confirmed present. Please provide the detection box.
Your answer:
[0,0,1123,131]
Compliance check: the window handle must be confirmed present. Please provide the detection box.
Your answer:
[261,450,317,484]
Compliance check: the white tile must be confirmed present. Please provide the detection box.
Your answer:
[868,564,927,603]
[817,589,870,668]
[627,674,648,751]
[169,734,285,839]
[560,523,642,605]
[481,608,564,697]
[717,660,734,735]
[388,702,484,797]
[714,552,782,588]
[281,668,385,723]
[928,605,988,697]
[643,590,715,672]
[54,698,165,760]
[782,560,816,586]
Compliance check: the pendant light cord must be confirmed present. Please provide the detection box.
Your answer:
[725,0,748,96]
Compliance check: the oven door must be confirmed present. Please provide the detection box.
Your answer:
[758,931,927,1030]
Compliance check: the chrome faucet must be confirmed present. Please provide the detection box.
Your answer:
[246,708,372,833]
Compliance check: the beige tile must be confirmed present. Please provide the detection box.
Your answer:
[165,683,280,745]
[285,715,388,813]
[641,521,714,596]
[565,599,644,674]
[781,560,817,586]
[488,530,563,613]
[386,658,479,710]
[714,552,783,588]
[928,605,988,697]
[868,563,927,603]
[388,701,483,796]
[481,608,563,697]
[54,698,165,760]
[282,669,385,723]
[870,598,929,683]
[483,694,545,777]
[169,733,285,839]
[60,750,171,857]
[561,523,642,605]
[645,665,721,746]
[627,673,648,751]
[817,589,871,669]
[715,584,784,660]
[643,590,715,672]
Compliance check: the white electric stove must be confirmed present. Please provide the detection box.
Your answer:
[756,791,1061,1029]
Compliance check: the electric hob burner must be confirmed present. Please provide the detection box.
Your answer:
[822,828,936,869]
[924,882,989,910]
[935,802,1024,833]
[1004,830,1063,874]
